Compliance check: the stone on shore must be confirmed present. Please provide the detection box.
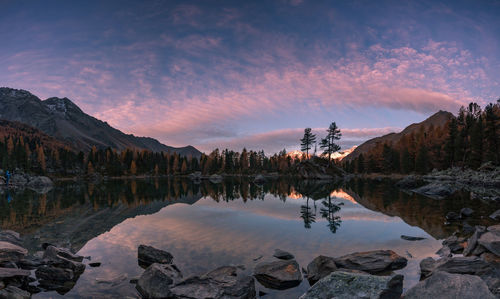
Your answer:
[305,255,337,285]
[43,246,85,274]
[299,271,403,299]
[0,241,28,263]
[0,231,23,247]
[404,271,495,299]
[463,226,486,256]
[138,245,173,268]
[419,256,490,278]
[490,210,500,221]
[478,230,500,256]
[254,259,302,290]
[26,176,53,188]
[170,266,255,299]
[412,182,457,199]
[0,267,30,280]
[273,249,294,260]
[334,250,408,274]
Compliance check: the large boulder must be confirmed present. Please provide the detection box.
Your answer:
[334,250,407,274]
[478,230,500,256]
[404,271,495,299]
[138,245,173,268]
[463,226,486,256]
[170,266,255,299]
[0,231,23,247]
[136,263,182,298]
[0,241,27,263]
[305,255,337,285]
[0,286,31,299]
[43,245,85,274]
[299,271,403,299]
[254,259,302,290]
[273,249,294,260]
[419,256,491,278]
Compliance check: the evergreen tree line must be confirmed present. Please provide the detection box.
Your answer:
[344,101,500,174]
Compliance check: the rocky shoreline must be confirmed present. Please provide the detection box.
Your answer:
[1,224,499,298]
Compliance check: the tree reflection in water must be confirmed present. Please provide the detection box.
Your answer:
[320,195,342,233]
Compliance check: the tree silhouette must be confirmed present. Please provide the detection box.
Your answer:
[320,122,341,162]
[320,195,342,233]
[300,197,316,229]
[300,128,316,159]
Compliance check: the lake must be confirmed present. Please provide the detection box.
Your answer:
[0,177,496,298]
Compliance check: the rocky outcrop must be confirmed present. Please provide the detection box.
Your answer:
[334,250,408,274]
[305,255,337,285]
[253,259,302,290]
[138,245,174,268]
[405,271,495,299]
[300,271,403,299]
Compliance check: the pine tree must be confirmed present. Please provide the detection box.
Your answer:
[320,122,341,162]
[444,118,458,168]
[130,160,137,175]
[300,128,316,158]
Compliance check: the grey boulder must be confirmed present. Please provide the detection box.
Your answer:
[136,263,182,298]
[404,271,495,299]
[300,271,403,299]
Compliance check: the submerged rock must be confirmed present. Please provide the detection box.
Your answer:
[138,245,173,268]
[400,235,426,241]
[254,259,302,290]
[334,250,407,274]
[299,271,403,299]
[405,271,495,299]
[305,255,337,285]
[170,266,255,299]
[273,249,294,260]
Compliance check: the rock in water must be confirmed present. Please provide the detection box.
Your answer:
[138,245,173,268]
[305,255,337,285]
[401,235,426,241]
[334,250,407,274]
[254,175,266,184]
[412,183,457,199]
[273,249,294,260]
[404,271,495,299]
[445,212,460,221]
[170,266,255,299]
[0,241,28,263]
[299,271,403,299]
[460,207,474,217]
[136,263,182,298]
[43,246,85,274]
[254,260,302,290]
[0,286,31,299]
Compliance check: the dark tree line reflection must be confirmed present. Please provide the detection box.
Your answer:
[0,178,344,234]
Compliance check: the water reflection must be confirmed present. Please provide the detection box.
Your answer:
[0,178,497,298]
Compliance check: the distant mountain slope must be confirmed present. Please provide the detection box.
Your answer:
[0,87,201,157]
[0,119,69,151]
[344,110,454,161]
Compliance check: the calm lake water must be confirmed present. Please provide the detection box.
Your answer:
[0,178,497,298]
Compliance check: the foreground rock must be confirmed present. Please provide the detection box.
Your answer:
[490,210,500,221]
[334,250,407,274]
[419,256,491,278]
[405,271,495,299]
[273,249,294,260]
[170,266,255,299]
[305,255,337,285]
[0,241,27,263]
[136,263,182,298]
[254,259,302,290]
[478,226,500,256]
[0,231,23,247]
[300,271,403,299]
[138,245,173,268]
[0,285,31,299]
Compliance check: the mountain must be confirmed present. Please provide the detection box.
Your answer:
[287,146,357,161]
[0,87,201,157]
[344,110,454,161]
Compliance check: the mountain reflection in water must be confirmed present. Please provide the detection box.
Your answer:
[0,178,497,298]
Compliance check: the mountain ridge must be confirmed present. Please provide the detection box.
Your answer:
[0,87,201,157]
[344,110,454,161]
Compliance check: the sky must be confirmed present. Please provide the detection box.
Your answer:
[1,0,500,153]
